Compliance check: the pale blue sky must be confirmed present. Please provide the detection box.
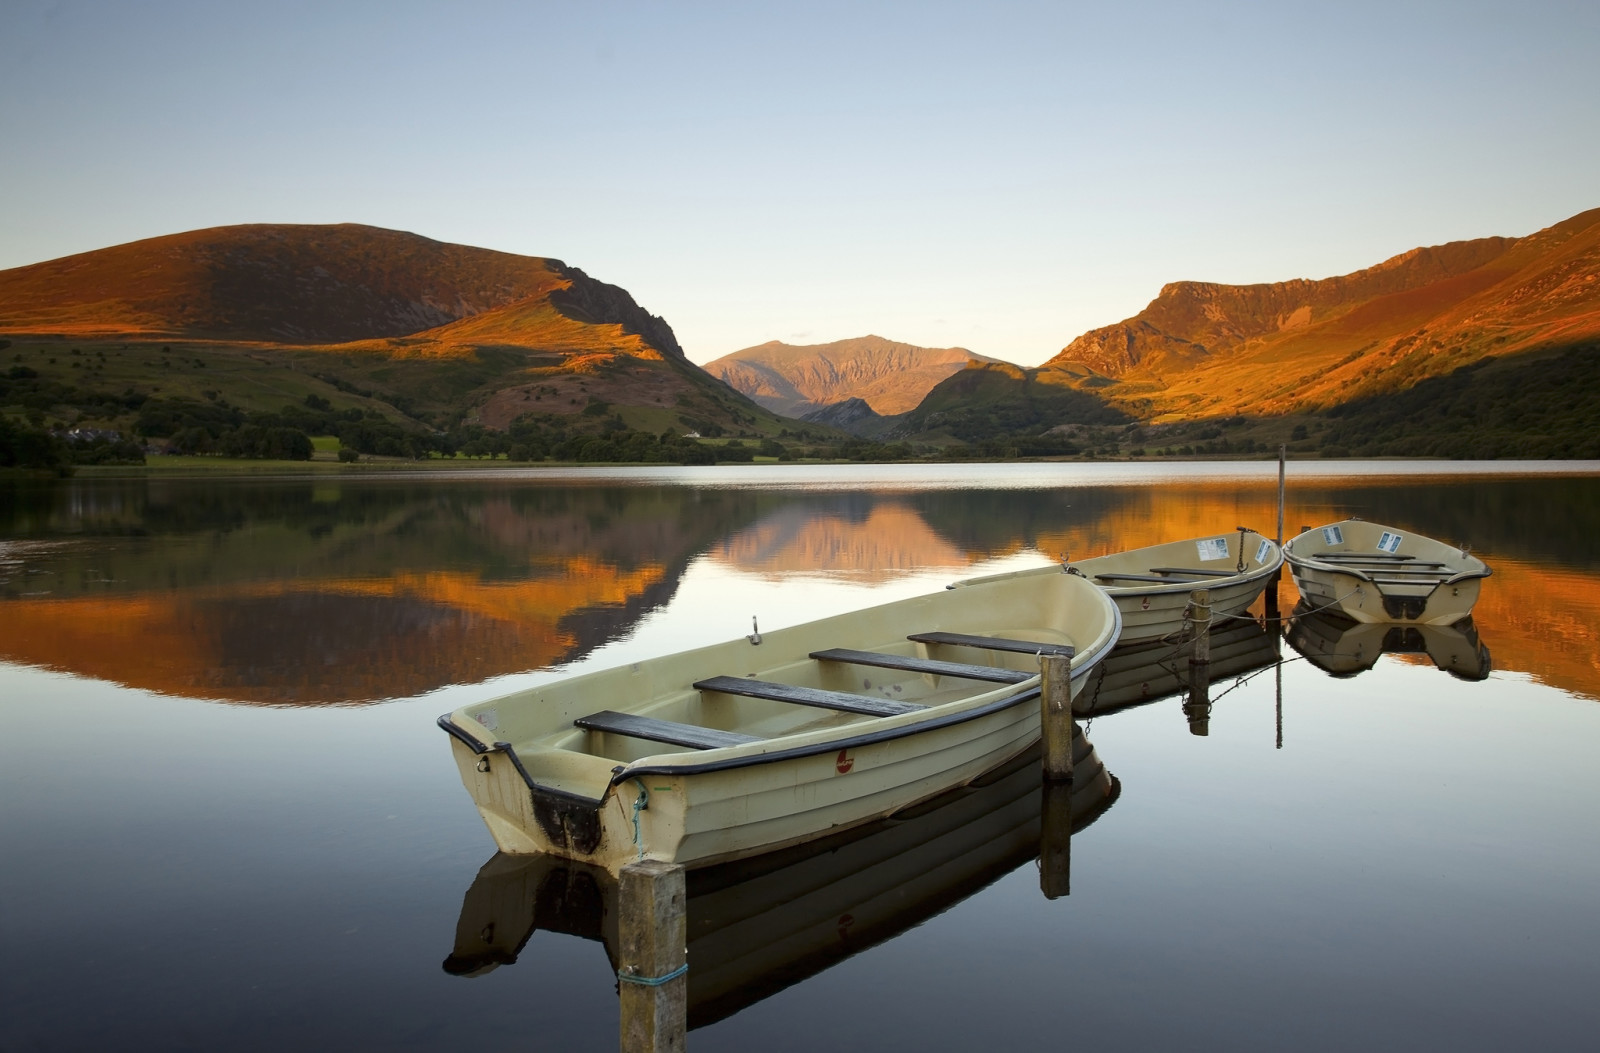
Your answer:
[2,0,1596,365]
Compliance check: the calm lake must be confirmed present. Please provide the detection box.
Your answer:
[3,461,1599,1051]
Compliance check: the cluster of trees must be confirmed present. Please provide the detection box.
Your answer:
[1322,344,1600,459]
[1,363,149,420]
[137,398,315,460]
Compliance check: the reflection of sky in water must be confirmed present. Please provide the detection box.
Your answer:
[4,634,1599,1049]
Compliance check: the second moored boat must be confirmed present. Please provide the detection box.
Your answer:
[953,528,1283,645]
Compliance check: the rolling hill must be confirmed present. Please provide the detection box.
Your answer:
[0,223,789,440]
[903,206,1600,454]
[704,336,998,417]
[1046,206,1600,421]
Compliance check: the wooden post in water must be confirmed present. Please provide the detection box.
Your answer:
[1267,444,1286,621]
[1276,445,1286,547]
[1040,777,1074,899]
[618,859,687,1053]
[1186,589,1212,735]
[1041,653,1075,782]
[1275,653,1284,751]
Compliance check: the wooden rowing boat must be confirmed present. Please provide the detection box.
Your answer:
[1284,602,1492,680]
[952,529,1283,644]
[438,571,1120,872]
[442,732,1119,1028]
[1283,519,1490,624]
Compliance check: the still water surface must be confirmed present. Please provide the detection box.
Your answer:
[2,462,1598,1050]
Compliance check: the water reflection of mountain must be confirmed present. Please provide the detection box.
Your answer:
[2,475,1595,705]
[0,480,781,704]
[442,735,1118,1029]
[1286,604,1492,681]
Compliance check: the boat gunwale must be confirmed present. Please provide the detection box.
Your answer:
[950,532,1284,600]
[1283,520,1492,588]
[436,603,1122,798]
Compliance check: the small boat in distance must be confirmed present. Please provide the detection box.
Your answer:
[952,528,1283,644]
[438,571,1120,873]
[1284,519,1490,624]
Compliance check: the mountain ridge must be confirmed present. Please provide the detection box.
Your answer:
[705,335,1000,416]
[0,223,794,442]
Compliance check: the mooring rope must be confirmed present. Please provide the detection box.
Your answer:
[617,962,689,987]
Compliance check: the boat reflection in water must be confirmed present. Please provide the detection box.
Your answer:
[443,727,1117,1029]
[1285,602,1492,681]
[1075,615,1282,733]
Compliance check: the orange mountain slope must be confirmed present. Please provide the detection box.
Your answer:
[705,335,1001,416]
[0,223,798,433]
[0,223,568,342]
[1045,207,1600,420]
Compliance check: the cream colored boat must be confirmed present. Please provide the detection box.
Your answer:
[1284,602,1492,680]
[952,529,1283,645]
[442,733,1119,1028]
[1284,519,1490,625]
[438,571,1120,873]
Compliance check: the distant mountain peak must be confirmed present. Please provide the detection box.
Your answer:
[704,335,1004,417]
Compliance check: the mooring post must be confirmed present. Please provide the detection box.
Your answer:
[618,859,687,1053]
[1275,654,1284,750]
[1268,444,1286,620]
[1039,776,1074,900]
[1186,589,1212,734]
[1041,653,1074,782]
[1276,445,1286,547]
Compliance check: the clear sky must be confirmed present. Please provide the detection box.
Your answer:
[2,0,1596,365]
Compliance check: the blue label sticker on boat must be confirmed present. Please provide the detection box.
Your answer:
[1255,538,1271,564]
[1195,537,1229,561]
[1377,531,1403,553]
[1322,526,1344,546]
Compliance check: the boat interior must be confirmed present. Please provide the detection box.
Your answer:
[1072,528,1279,589]
[1286,520,1487,591]
[453,573,1117,798]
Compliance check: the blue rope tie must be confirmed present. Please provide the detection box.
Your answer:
[628,779,649,860]
[617,962,688,987]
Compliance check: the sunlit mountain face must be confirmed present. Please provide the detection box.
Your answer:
[1,473,1594,705]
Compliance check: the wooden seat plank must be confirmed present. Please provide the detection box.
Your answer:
[1147,567,1233,577]
[908,631,1074,658]
[810,647,1031,684]
[694,675,924,717]
[574,710,760,750]
[1093,572,1190,584]
[1312,552,1437,563]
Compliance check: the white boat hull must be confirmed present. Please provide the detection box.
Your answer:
[1284,520,1491,625]
[953,530,1284,645]
[440,571,1120,872]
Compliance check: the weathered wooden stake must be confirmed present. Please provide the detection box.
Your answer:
[618,859,687,1053]
[1276,444,1286,546]
[1039,778,1074,900]
[1186,588,1212,734]
[1267,443,1286,621]
[1041,653,1074,782]
[1275,655,1284,751]
[1189,588,1212,668]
